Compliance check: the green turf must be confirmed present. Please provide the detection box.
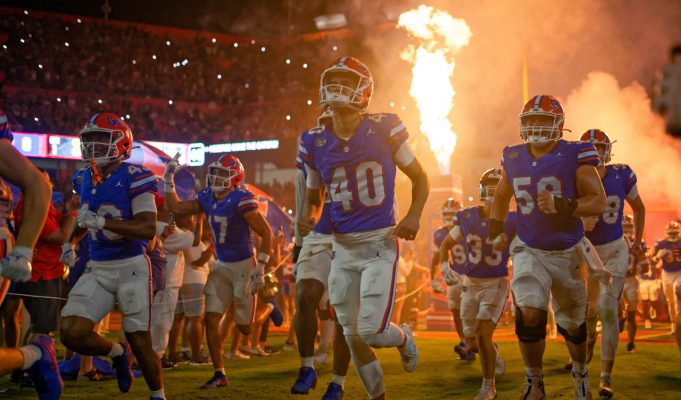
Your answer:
[1,335,680,399]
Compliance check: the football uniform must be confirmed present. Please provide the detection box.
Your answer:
[584,164,638,359]
[655,239,681,324]
[199,187,258,326]
[0,177,13,305]
[456,207,516,337]
[299,112,414,338]
[61,163,158,332]
[502,139,599,329]
[293,144,333,288]
[433,226,466,311]
[638,244,660,302]
[622,240,646,311]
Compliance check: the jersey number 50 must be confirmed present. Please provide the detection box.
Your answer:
[512,176,562,215]
[330,161,385,211]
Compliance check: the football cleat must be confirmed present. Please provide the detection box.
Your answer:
[111,343,134,393]
[161,356,176,370]
[291,367,317,394]
[598,375,614,399]
[571,370,593,400]
[454,341,469,359]
[200,371,229,389]
[27,335,63,400]
[626,342,636,353]
[77,368,114,382]
[321,382,344,400]
[398,323,418,372]
[518,375,545,400]
[474,384,497,400]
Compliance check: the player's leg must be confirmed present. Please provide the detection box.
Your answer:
[623,277,639,352]
[294,246,326,365]
[150,286,181,360]
[168,303,185,364]
[322,315,351,399]
[585,274,600,362]
[329,242,384,400]
[183,283,208,363]
[673,277,681,367]
[510,242,551,398]
[203,263,233,386]
[0,347,25,375]
[0,335,63,398]
[316,293,335,361]
[117,256,164,398]
[448,283,473,360]
[549,250,590,400]
[662,271,677,334]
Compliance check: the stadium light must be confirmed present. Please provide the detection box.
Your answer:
[34,117,39,122]
[2,45,6,49]
[211,38,216,43]
[166,41,171,46]
[314,14,347,30]
[98,99,103,104]
[20,38,25,43]
[217,74,222,79]
[302,63,308,69]
[152,54,157,60]
[64,42,69,47]
[286,115,291,120]
[285,58,291,64]
[233,42,238,48]
[57,97,61,102]
[168,99,174,105]
[132,59,137,64]
[77,18,82,23]
[307,100,312,105]
[261,46,266,52]
[38,64,43,69]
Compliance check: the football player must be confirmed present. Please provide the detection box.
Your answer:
[298,56,429,400]
[431,198,475,361]
[59,113,165,400]
[652,220,681,349]
[0,107,62,399]
[578,129,645,399]
[291,107,351,400]
[620,215,646,353]
[490,95,606,400]
[163,154,273,390]
[440,169,516,400]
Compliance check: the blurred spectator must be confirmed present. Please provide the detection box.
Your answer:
[654,44,681,137]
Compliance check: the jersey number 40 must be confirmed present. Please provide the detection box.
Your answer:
[330,161,385,211]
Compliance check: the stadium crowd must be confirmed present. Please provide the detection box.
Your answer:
[0,10,341,141]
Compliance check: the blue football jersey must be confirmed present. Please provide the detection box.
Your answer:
[296,141,333,235]
[502,140,599,251]
[73,162,158,261]
[655,239,681,273]
[586,164,637,245]
[433,226,467,274]
[197,187,258,262]
[456,207,516,278]
[299,113,410,234]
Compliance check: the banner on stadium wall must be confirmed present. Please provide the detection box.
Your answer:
[10,132,279,167]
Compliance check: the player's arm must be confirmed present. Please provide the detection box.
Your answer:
[395,158,430,240]
[573,165,607,216]
[0,140,51,251]
[244,210,274,260]
[191,243,215,267]
[44,195,80,245]
[164,189,203,215]
[626,189,646,251]
[298,187,324,238]
[490,170,513,242]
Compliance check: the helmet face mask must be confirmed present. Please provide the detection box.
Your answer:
[319,57,373,112]
[441,198,461,226]
[479,168,502,203]
[580,129,613,166]
[206,155,244,194]
[666,221,681,241]
[519,95,564,146]
[79,113,133,166]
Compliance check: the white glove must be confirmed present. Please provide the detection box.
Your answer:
[440,261,460,286]
[163,154,181,184]
[77,209,105,230]
[60,243,76,268]
[431,278,444,294]
[249,262,266,295]
[0,246,33,282]
[576,238,612,286]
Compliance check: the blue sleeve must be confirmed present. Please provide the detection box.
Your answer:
[625,165,637,194]
[127,165,158,199]
[384,114,409,155]
[296,135,307,177]
[72,169,87,196]
[196,188,211,213]
[298,129,320,174]
[237,191,259,216]
[433,229,447,247]
[576,142,600,166]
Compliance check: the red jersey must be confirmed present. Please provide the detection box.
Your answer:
[15,198,65,282]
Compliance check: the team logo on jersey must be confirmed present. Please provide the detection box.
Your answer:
[77,176,84,185]
[508,151,519,159]
[314,137,327,147]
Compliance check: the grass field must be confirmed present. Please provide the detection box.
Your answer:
[1,326,680,399]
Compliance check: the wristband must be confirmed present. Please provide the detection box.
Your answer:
[164,182,175,194]
[554,196,578,217]
[257,252,270,264]
[11,246,33,261]
[68,210,78,218]
[488,219,504,241]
